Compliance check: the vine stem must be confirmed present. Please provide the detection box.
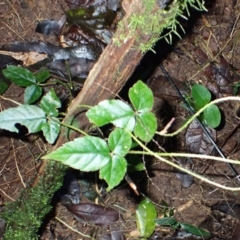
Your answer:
[156,96,240,137]
[128,151,240,165]
[127,131,240,191]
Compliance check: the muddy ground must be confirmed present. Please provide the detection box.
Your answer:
[1,0,240,239]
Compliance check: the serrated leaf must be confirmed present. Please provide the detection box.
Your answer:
[191,84,211,109]
[134,112,157,142]
[129,80,154,111]
[136,198,157,238]
[86,100,135,131]
[108,128,132,156]
[203,105,221,128]
[41,118,60,144]
[155,217,178,227]
[0,105,46,133]
[42,136,110,171]
[100,155,127,191]
[2,65,36,87]
[40,89,61,117]
[24,85,42,104]
[35,70,51,83]
[180,223,211,237]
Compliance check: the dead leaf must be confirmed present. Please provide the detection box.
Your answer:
[98,232,125,240]
[185,120,216,155]
[65,203,120,225]
[0,50,47,66]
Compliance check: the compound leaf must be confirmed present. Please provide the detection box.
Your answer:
[24,85,42,104]
[0,105,46,133]
[2,65,36,87]
[136,198,157,238]
[203,105,221,128]
[86,99,135,131]
[99,155,127,191]
[134,112,157,142]
[40,89,61,117]
[108,128,132,156]
[41,118,60,144]
[129,80,154,111]
[43,136,110,171]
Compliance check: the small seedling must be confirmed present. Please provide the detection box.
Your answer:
[2,65,51,104]
[155,201,210,238]
[190,84,221,128]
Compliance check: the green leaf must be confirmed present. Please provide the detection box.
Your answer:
[41,118,60,144]
[191,84,211,109]
[99,155,127,191]
[134,112,157,142]
[24,85,42,104]
[136,198,157,238]
[0,79,10,95]
[129,80,154,111]
[35,70,51,83]
[127,156,145,172]
[155,217,178,227]
[0,105,46,133]
[40,89,61,117]
[180,223,211,237]
[42,136,110,171]
[203,105,221,128]
[86,100,135,131]
[2,65,36,87]
[108,128,132,156]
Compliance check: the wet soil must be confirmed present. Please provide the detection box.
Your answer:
[1,0,240,239]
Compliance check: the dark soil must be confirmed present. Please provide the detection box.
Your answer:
[1,0,240,239]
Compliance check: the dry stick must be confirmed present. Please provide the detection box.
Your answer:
[11,138,26,188]
[159,63,240,180]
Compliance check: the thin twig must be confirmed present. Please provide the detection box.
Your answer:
[55,216,91,238]
[0,189,15,201]
[11,139,26,188]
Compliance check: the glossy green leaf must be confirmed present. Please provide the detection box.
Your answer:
[42,136,110,171]
[0,105,46,133]
[0,79,10,95]
[180,223,211,237]
[41,118,60,144]
[40,89,61,117]
[86,100,135,131]
[35,70,51,83]
[129,80,154,111]
[203,105,221,128]
[99,155,127,191]
[24,85,42,104]
[136,198,157,238]
[108,128,132,156]
[2,65,36,86]
[134,112,157,142]
[191,84,211,109]
[155,217,178,227]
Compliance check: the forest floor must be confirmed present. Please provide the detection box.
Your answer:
[1,0,240,239]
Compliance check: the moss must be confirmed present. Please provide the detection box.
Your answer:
[114,0,207,52]
[0,161,67,240]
